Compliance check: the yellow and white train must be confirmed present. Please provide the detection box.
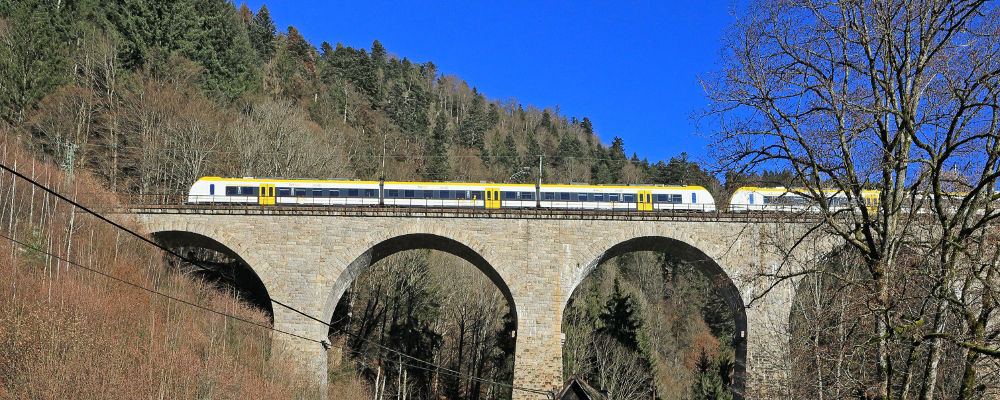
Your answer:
[186,177,719,211]
[187,177,895,213]
[726,186,880,212]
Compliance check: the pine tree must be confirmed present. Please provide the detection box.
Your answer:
[425,112,451,181]
[249,4,276,60]
[285,26,311,62]
[103,0,156,71]
[371,39,386,64]
[597,279,641,349]
[580,116,594,136]
[502,133,520,174]
[690,349,733,400]
[0,0,73,124]
[457,94,488,150]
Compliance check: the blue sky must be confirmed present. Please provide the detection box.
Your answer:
[243,1,735,164]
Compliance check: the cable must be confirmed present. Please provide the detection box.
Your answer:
[0,231,530,395]
[0,231,321,344]
[0,162,553,397]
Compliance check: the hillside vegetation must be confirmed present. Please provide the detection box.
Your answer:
[0,137,319,398]
[0,1,738,398]
[0,0,720,195]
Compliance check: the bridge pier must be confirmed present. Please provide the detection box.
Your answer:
[273,306,329,392]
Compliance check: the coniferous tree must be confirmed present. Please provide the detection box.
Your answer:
[370,39,386,65]
[580,116,594,136]
[0,0,73,124]
[285,26,311,63]
[597,279,641,349]
[425,112,451,181]
[102,0,156,71]
[457,94,488,150]
[249,4,276,60]
[690,349,733,400]
[502,133,520,174]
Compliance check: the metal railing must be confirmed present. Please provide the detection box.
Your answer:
[111,193,825,223]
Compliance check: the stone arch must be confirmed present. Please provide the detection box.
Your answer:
[568,235,748,399]
[321,233,515,324]
[149,230,275,320]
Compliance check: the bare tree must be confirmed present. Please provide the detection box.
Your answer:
[703,1,1000,398]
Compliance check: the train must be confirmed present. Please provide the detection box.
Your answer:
[187,177,718,211]
[186,177,884,213]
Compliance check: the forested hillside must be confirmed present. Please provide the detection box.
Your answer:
[0,0,720,196]
[1,1,738,399]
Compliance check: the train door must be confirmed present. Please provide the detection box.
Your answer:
[258,184,275,205]
[485,188,501,209]
[637,190,652,211]
[863,194,878,213]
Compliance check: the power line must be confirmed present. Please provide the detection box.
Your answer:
[0,231,536,396]
[0,162,553,397]
[0,231,321,344]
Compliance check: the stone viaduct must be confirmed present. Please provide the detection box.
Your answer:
[132,208,833,399]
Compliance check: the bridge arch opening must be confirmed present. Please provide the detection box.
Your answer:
[564,235,747,399]
[149,230,274,322]
[323,233,517,399]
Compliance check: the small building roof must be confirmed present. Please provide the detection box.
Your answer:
[553,375,607,400]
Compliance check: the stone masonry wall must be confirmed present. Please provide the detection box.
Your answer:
[137,213,830,399]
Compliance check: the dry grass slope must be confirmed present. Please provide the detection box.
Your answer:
[0,134,352,398]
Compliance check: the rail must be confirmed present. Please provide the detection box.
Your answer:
[110,193,825,223]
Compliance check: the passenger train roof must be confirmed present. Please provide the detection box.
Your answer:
[732,186,880,194]
[196,177,707,191]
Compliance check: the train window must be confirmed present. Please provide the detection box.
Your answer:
[456,191,467,199]
[520,192,534,200]
[328,190,340,197]
[542,192,555,200]
[312,189,323,197]
[424,190,435,199]
[609,194,620,202]
[560,192,570,201]
[294,188,307,197]
[209,184,215,195]
[624,194,635,202]
[226,186,239,196]
[749,194,754,204]
[386,189,399,198]
[671,194,682,203]
[365,189,378,198]
[277,188,291,197]
[240,186,258,196]
[504,191,516,200]
[470,191,484,200]
[691,193,697,203]
[656,194,666,202]
[404,190,415,198]
[348,189,360,197]
[594,194,603,201]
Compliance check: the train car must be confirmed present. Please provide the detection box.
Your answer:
[727,186,880,212]
[381,182,536,208]
[187,177,380,206]
[188,177,716,212]
[538,184,716,211]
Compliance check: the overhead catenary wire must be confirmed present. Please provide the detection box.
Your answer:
[0,230,539,396]
[0,230,321,344]
[0,161,554,398]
